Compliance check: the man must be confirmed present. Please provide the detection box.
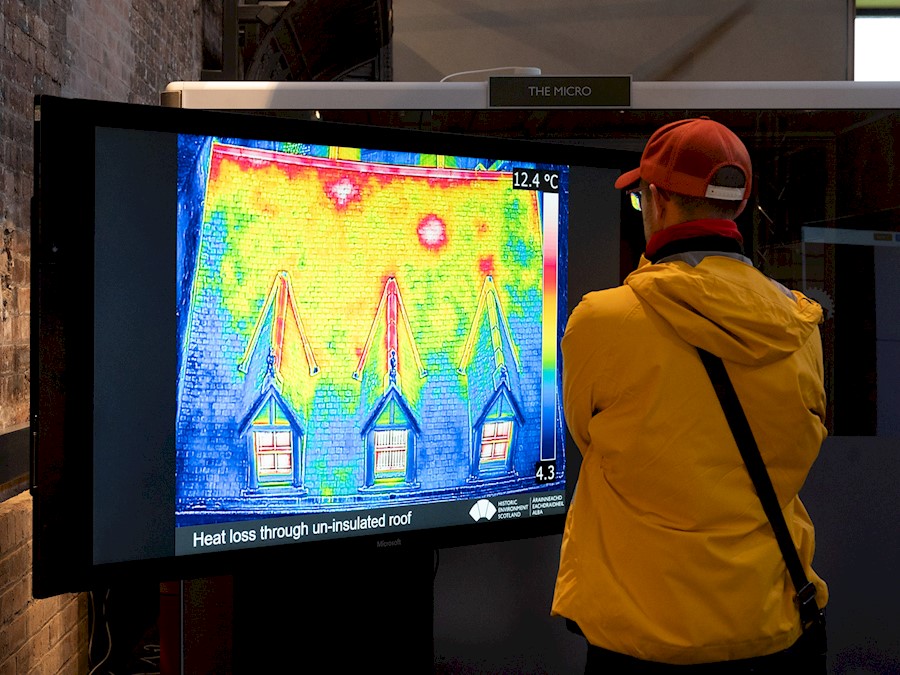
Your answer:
[551,117,828,672]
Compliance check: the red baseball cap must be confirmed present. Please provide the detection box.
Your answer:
[614,117,751,201]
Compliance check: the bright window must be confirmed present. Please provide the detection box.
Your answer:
[374,429,407,475]
[480,421,512,462]
[855,15,900,80]
[254,430,293,477]
[252,399,293,480]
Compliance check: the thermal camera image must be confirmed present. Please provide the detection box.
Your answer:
[175,135,566,527]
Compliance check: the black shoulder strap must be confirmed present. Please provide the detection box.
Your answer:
[696,347,821,627]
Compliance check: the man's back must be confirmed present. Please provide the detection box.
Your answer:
[552,250,828,664]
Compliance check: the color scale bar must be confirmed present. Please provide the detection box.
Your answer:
[540,192,559,462]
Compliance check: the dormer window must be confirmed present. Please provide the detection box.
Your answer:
[242,394,303,489]
[252,400,293,481]
[480,420,513,465]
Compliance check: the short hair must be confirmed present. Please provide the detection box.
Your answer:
[669,166,746,219]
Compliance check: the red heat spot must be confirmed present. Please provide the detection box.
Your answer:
[479,256,494,275]
[208,155,223,182]
[325,176,361,209]
[417,215,447,250]
[234,155,270,172]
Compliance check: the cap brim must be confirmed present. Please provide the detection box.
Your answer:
[614,167,641,190]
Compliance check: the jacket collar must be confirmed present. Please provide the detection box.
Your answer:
[646,219,744,263]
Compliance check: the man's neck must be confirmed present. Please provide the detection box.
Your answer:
[645,219,744,262]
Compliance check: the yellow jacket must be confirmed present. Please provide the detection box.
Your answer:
[551,251,828,664]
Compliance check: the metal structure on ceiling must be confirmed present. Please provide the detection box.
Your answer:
[201,0,393,82]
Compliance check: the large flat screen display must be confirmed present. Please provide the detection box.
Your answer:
[31,95,627,597]
[172,134,566,551]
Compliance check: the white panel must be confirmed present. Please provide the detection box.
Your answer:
[163,80,900,111]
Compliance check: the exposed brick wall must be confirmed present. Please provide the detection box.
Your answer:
[1,0,202,672]
[0,492,87,674]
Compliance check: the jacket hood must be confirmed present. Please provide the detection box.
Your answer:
[625,254,823,365]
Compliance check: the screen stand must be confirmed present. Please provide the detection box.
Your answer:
[231,543,435,672]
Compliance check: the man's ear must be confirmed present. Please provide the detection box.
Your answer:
[648,183,669,221]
